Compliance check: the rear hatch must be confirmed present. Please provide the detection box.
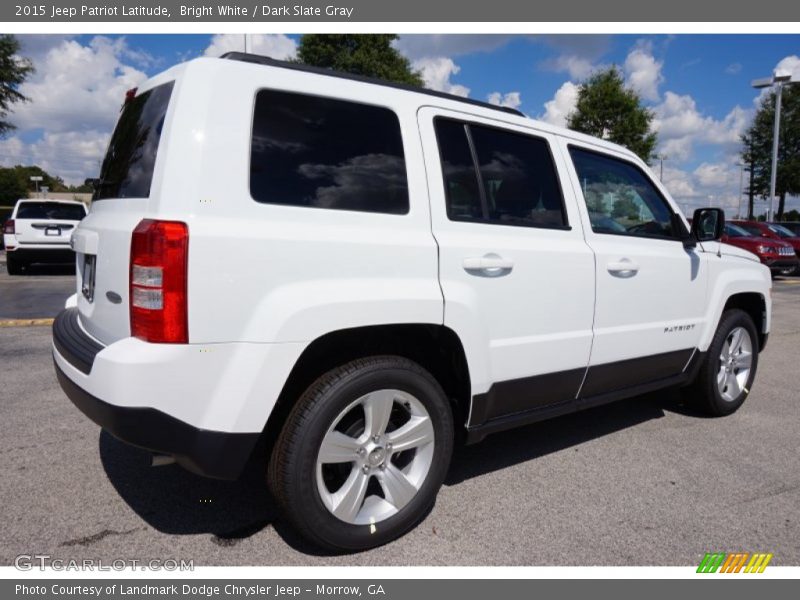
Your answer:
[13,201,86,245]
[73,79,175,345]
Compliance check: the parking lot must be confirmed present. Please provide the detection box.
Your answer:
[1,253,799,566]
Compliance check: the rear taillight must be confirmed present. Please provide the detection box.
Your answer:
[129,219,188,343]
[3,219,14,235]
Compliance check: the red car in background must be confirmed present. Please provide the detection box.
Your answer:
[723,222,799,276]
[731,220,800,257]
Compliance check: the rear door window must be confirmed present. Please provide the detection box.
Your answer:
[434,118,568,229]
[250,89,409,214]
[94,81,174,200]
[16,202,86,220]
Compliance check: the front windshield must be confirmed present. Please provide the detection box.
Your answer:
[737,223,764,237]
[768,224,796,238]
[725,223,752,238]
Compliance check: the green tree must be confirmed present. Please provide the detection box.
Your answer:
[740,85,800,219]
[567,67,657,163]
[11,164,68,192]
[0,167,27,204]
[0,35,34,138]
[296,34,423,87]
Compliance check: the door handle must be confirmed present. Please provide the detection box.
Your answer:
[463,254,514,277]
[607,258,640,277]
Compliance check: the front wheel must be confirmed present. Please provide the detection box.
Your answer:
[687,309,759,416]
[268,356,454,552]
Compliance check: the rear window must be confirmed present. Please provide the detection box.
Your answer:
[250,89,409,214]
[16,202,86,220]
[434,118,568,229]
[94,81,174,200]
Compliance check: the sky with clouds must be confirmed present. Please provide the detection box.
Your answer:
[2,33,799,215]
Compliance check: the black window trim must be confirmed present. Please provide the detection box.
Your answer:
[248,87,411,216]
[567,143,684,243]
[434,116,572,232]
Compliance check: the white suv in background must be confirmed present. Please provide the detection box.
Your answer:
[53,53,772,552]
[3,199,87,274]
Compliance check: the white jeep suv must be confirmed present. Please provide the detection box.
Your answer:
[52,53,772,552]
[3,199,87,274]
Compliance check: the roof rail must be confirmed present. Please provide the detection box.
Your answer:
[220,52,526,117]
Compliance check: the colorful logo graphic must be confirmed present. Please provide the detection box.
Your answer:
[697,552,773,573]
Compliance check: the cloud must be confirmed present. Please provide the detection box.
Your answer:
[297,153,407,211]
[624,40,664,102]
[203,34,297,60]
[661,165,698,199]
[413,57,470,97]
[652,92,750,161]
[9,37,148,135]
[542,55,598,80]
[693,162,738,188]
[725,62,742,75]
[540,81,579,127]
[17,35,75,62]
[487,91,522,110]
[0,131,109,185]
[0,36,154,184]
[752,54,800,107]
[659,162,748,215]
[775,55,800,78]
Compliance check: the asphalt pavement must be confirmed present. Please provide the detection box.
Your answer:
[0,252,75,320]
[0,258,798,566]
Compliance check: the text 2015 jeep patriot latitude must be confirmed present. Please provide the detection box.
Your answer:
[53,53,772,551]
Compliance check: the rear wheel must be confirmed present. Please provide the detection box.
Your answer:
[268,356,453,552]
[687,309,759,416]
[6,253,24,275]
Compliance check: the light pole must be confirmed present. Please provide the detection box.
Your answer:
[656,154,668,181]
[752,69,800,221]
[737,162,745,219]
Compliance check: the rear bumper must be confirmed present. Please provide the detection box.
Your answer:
[6,245,75,264]
[52,308,305,480]
[54,362,260,479]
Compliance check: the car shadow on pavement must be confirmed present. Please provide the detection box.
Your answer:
[98,388,695,555]
[98,432,335,556]
[446,389,681,486]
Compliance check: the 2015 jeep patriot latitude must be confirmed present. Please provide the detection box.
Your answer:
[53,53,772,552]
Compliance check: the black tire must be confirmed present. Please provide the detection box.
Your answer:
[6,253,24,275]
[687,309,759,416]
[268,355,454,552]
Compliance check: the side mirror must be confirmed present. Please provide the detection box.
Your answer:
[671,213,696,248]
[691,208,725,242]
